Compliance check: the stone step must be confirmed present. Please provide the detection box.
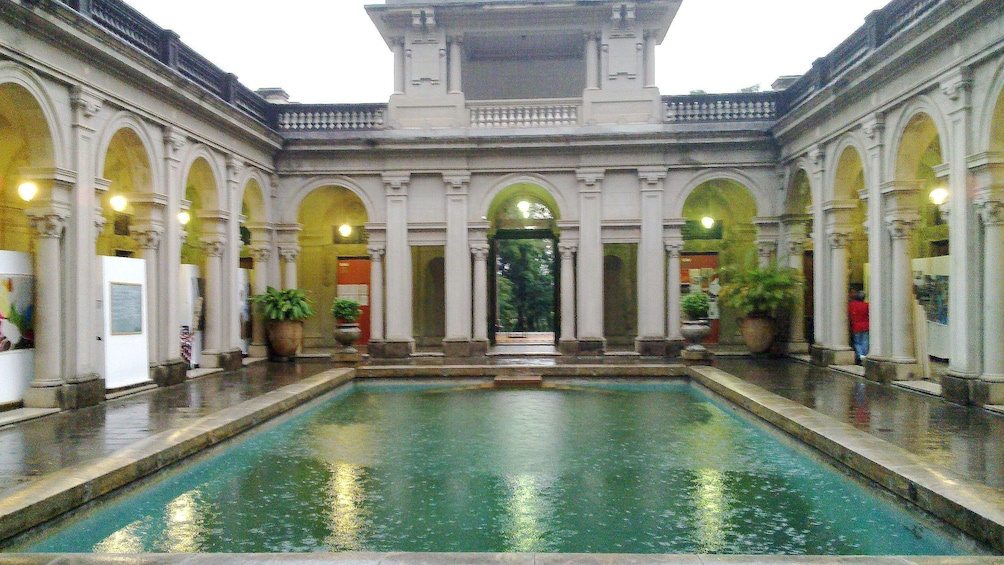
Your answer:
[493,375,544,387]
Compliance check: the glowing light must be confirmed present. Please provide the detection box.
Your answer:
[110,194,128,212]
[929,187,949,206]
[17,182,38,202]
[178,211,191,226]
[701,216,715,229]
[517,200,531,218]
[338,224,353,238]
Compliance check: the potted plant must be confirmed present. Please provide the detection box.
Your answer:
[251,286,315,361]
[717,265,801,353]
[680,292,712,352]
[331,297,362,354]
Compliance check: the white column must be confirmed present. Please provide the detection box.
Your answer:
[861,116,887,360]
[471,243,490,343]
[576,170,605,351]
[444,173,471,344]
[827,230,851,350]
[163,127,187,369]
[134,228,163,364]
[225,158,243,355]
[249,246,271,357]
[558,242,577,347]
[757,241,776,268]
[886,218,918,363]
[26,213,67,390]
[644,31,657,88]
[448,37,463,94]
[666,240,684,342]
[978,198,1004,380]
[808,146,828,349]
[786,231,808,348]
[585,33,599,90]
[637,169,666,352]
[383,174,413,349]
[368,246,385,342]
[280,246,299,290]
[66,87,102,386]
[200,236,225,361]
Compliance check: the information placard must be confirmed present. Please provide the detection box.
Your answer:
[110,282,143,335]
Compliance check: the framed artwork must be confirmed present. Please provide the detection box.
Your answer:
[110,282,143,335]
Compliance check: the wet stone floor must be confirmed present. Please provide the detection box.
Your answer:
[716,357,1004,491]
[0,361,333,497]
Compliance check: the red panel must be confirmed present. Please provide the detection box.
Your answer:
[337,259,371,344]
[680,253,720,343]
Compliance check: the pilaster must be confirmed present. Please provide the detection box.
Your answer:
[470,242,491,356]
[576,169,605,355]
[162,126,188,382]
[382,173,414,357]
[664,225,685,356]
[636,167,666,356]
[443,172,472,356]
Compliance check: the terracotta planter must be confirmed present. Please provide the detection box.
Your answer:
[333,322,362,354]
[740,316,776,354]
[267,320,303,360]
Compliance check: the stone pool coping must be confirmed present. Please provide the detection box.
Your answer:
[0,363,1002,562]
[688,365,1004,555]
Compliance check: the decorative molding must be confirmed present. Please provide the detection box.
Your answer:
[442,172,471,194]
[133,229,163,250]
[28,213,66,239]
[163,126,186,159]
[664,241,684,257]
[940,66,972,102]
[558,242,578,257]
[861,113,885,143]
[199,238,226,258]
[470,243,490,261]
[885,217,918,240]
[278,246,300,262]
[70,85,103,122]
[827,230,852,249]
[576,168,605,191]
[977,199,1004,226]
[808,144,825,173]
[367,246,386,261]
[250,246,271,264]
[382,172,411,196]
[638,167,667,187]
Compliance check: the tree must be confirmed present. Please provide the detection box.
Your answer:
[496,239,555,332]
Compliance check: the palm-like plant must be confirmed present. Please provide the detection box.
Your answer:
[251,286,315,321]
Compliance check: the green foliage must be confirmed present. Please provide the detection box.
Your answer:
[496,239,554,332]
[330,298,362,323]
[681,292,710,320]
[251,286,315,321]
[739,83,761,93]
[717,265,801,319]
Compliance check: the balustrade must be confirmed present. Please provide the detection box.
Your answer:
[469,100,579,128]
[664,93,777,123]
[276,105,387,131]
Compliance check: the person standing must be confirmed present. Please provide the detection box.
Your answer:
[848,291,869,364]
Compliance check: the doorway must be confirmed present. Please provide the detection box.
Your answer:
[488,230,559,346]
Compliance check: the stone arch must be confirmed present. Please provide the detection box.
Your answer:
[237,169,271,225]
[976,59,1004,153]
[94,112,161,194]
[886,98,949,182]
[480,173,567,221]
[96,124,158,257]
[0,63,65,170]
[825,133,869,202]
[784,165,813,216]
[670,169,772,218]
[284,176,377,224]
[179,145,225,212]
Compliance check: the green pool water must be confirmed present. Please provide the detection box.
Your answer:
[9,380,985,554]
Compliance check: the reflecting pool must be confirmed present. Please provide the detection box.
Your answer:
[9,380,985,554]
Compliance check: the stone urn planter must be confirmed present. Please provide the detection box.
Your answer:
[680,320,712,352]
[333,323,362,354]
[739,316,776,354]
[251,287,315,362]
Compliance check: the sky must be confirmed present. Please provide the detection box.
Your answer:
[121,0,891,104]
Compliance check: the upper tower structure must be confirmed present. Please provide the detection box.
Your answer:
[366,0,683,128]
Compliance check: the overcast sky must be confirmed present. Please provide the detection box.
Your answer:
[121,0,891,104]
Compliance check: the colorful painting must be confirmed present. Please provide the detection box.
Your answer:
[0,275,35,352]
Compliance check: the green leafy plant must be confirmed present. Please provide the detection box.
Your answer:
[331,298,361,324]
[251,286,315,321]
[681,292,710,320]
[717,265,801,319]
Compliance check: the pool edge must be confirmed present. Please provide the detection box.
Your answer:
[688,364,1004,555]
[0,367,356,543]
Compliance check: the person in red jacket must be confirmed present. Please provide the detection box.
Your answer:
[848,291,869,364]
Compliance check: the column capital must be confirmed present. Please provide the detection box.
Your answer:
[93,206,107,242]
[133,228,163,250]
[940,65,972,106]
[861,113,885,145]
[163,126,187,161]
[28,212,67,239]
[638,167,667,187]
[576,168,605,190]
[447,34,464,44]
[757,240,778,259]
[278,245,300,262]
[199,237,226,258]
[226,154,244,184]
[808,144,826,174]
[70,85,103,126]
[977,199,1004,226]
[787,239,805,256]
[368,246,386,261]
[250,246,271,264]
[442,171,470,193]
[470,243,490,260]
[558,242,578,257]
[664,240,684,257]
[826,228,852,249]
[884,216,919,240]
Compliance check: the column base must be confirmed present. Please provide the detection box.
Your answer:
[200,350,222,368]
[681,346,713,366]
[558,339,578,356]
[158,359,189,387]
[972,377,1004,406]
[577,338,606,356]
[810,345,856,367]
[201,349,243,371]
[443,339,473,359]
[666,339,686,359]
[866,357,918,382]
[470,339,490,357]
[248,343,269,358]
[24,376,105,410]
[635,337,667,357]
[377,340,415,359]
[940,372,977,405]
[332,351,364,366]
[783,340,810,354]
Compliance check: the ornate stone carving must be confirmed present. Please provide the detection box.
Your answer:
[757,241,777,259]
[368,246,386,262]
[382,173,411,195]
[250,246,271,264]
[861,113,885,142]
[808,144,825,173]
[163,126,186,159]
[885,218,918,240]
[664,241,684,257]
[827,230,851,249]
[70,85,102,121]
[134,229,163,250]
[558,243,578,258]
[29,213,66,239]
[941,66,972,102]
[443,172,470,193]
[200,238,226,258]
[638,167,667,187]
[787,239,805,256]
[278,246,300,263]
[977,199,1004,226]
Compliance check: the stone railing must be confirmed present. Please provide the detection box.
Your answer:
[663,93,778,123]
[469,100,580,128]
[273,104,387,131]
